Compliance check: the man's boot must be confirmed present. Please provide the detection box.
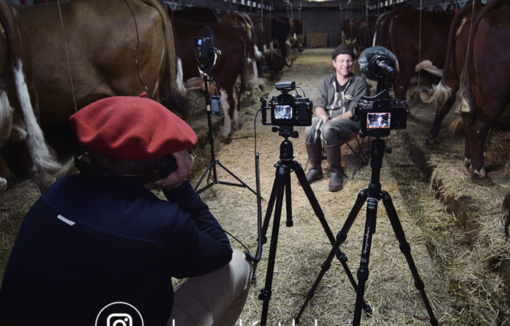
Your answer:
[324,143,343,192]
[305,142,323,184]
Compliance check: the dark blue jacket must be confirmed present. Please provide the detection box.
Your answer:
[0,175,232,326]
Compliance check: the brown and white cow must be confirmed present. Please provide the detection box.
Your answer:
[218,12,259,91]
[251,15,286,73]
[423,3,485,144]
[16,0,187,155]
[173,17,258,139]
[0,0,69,192]
[354,16,377,53]
[374,8,454,100]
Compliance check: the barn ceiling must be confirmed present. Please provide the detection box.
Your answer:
[6,0,483,17]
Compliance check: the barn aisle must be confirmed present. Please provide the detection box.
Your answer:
[187,48,510,325]
[0,48,508,325]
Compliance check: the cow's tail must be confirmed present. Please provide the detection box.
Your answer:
[1,1,72,192]
[143,0,189,119]
[420,81,452,104]
[448,113,463,137]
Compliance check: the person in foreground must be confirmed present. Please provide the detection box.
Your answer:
[0,96,253,326]
[304,44,369,192]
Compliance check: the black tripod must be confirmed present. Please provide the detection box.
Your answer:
[194,74,257,196]
[258,126,371,326]
[296,136,438,326]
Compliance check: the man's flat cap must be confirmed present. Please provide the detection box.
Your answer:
[332,43,356,60]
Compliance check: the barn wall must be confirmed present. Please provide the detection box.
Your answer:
[298,9,368,47]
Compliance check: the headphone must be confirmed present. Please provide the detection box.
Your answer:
[74,146,177,186]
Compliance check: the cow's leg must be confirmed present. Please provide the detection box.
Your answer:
[462,114,472,171]
[219,89,232,140]
[0,153,11,192]
[394,61,416,101]
[426,87,458,144]
[231,84,242,132]
[467,118,490,178]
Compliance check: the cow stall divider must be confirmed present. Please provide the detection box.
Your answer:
[192,26,259,197]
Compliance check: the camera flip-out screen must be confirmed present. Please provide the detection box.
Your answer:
[274,105,293,120]
[367,112,391,129]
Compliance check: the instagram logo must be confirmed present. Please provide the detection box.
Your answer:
[96,302,144,326]
[107,313,132,326]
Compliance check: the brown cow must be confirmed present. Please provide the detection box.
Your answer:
[173,17,258,139]
[449,0,510,178]
[355,16,377,52]
[271,16,293,67]
[292,19,304,51]
[16,0,187,154]
[0,0,69,192]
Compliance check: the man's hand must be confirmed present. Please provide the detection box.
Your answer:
[331,110,353,121]
[154,150,194,190]
[315,107,329,124]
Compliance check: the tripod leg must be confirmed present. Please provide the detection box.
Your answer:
[336,189,373,309]
[292,161,335,242]
[352,197,379,326]
[260,164,289,326]
[194,161,214,192]
[381,191,438,326]
[261,167,279,242]
[285,166,293,227]
[215,161,260,197]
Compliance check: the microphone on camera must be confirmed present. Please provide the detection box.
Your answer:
[359,46,397,82]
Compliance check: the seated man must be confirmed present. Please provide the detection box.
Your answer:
[304,44,369,192]
[0,96,253,326]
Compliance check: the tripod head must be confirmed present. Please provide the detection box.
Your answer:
[272,126,299,161]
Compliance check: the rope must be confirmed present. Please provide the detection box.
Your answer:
[57,0,78,113]
[418,0,423,89]
[123,0,151,98]
[462,0,476,79]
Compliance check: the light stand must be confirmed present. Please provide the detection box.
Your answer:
[193,26,257,196]
[258,126,371,326]
[295,136,438,326]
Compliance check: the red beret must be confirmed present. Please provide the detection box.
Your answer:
[69,97,196,160]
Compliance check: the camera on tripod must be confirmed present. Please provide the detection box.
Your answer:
[354,46,409,138]
[194,26,220,114]
[260,81,313,127]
